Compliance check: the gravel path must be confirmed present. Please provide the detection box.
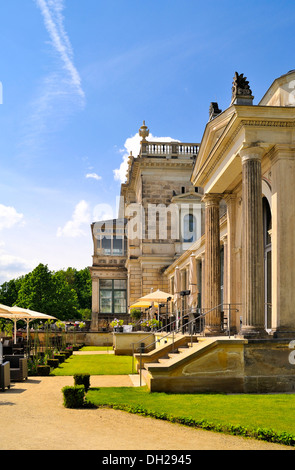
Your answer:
[0,376,293,451]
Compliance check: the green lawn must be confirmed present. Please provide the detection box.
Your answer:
[52,353,295,446]
[86,387,295,446]
[79,346,113,351]
[51,354,133,376]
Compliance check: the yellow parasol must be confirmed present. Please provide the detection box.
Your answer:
[137,290,172,321]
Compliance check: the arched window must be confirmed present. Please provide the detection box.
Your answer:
[183,213,196,243]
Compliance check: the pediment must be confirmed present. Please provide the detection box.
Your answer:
[171,190,203,203]
[259,70,295,107]
[192,106,237,181]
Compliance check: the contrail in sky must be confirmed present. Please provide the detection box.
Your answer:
[35,0,85,100]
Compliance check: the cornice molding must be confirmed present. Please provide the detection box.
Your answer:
[193,117,295,187]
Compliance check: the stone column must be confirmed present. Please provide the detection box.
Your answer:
[221,235,228,305]
[203,194,223,335]
[91,277,99,330]
[240,146,265,337]
[270,145,295,336]
[201,254,205,309]
[224,194,238,333]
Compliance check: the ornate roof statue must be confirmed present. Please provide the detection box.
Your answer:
[139,120,150,141]
[231,72,254,105]
[209,102,222,121]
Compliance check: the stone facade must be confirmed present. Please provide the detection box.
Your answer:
[89,70,295,392]
[90,124,203,329]
[91,69,295,343]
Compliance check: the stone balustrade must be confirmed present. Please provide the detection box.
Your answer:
[141,141,199,158]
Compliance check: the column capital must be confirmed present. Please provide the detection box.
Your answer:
[221,235,228,245]
[223,192,237,204]
[239,145,265,163]
[202,193,223,206]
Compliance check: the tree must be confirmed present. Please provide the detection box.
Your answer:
[0,277,24,306]
[51,270,79,320]
[2,263,92,322]
[55,267,92,310]
[16,264,55,314]
[74,268,92,310]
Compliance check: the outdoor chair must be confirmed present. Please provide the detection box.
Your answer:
[3,339,13,355]
[12,340,25,355]
[0,361,11,391]
[4,355,28,382]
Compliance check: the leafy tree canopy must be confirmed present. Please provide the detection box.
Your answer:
[0,263,92,321]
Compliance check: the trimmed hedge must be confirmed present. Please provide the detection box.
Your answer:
[74,373,90,392]
[36,365,51,376]
[62,385,85,408]
[47,358,59,368]
[54,353,66,363]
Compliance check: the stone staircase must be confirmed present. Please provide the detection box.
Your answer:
[134,334,200,372]
[136,335,248,393]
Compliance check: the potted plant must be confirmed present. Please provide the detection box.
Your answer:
[150,318,160,331]
[78,321,86,331]
[130,308,141,320]
[141,320,151,332]
[110,318,124,332]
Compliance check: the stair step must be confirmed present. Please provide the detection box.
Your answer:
[168,353,180,359]
[178,347,190,353]
[158,358,171,364]
[144,362,159,370]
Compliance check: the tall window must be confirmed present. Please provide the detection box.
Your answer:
[183,213,196,243]
[99,236,126,256]
[263,197,272,330]
[94,219,127,256]
[99,279,127,314]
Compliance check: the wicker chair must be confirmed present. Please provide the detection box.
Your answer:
[0,361,11,391]
[3,339,13,355]
[4,355,28,382]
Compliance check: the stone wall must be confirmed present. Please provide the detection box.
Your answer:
[143,338,295,393]
[113,332,155,355]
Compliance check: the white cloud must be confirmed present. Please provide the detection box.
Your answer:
[85,173,102,181]
[0,243,36,283]
[93,203,115,222]
[57,200,91,238]
[113,132,179,184]
[0,204,24,231]
[0,254,35,282]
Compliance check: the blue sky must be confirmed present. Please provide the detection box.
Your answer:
[0,0,294,283]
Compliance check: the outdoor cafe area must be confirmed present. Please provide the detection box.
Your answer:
[0,303,59,392]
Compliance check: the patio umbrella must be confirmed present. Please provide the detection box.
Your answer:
[137,289,172,321]
[174,267,181,328]
[188,255,199,310]
[129,301,159,310]
[9,306,56,341]
[0,305,30,344]
[138,289,172,303]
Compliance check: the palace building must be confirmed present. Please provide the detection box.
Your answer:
[90,120,203,329]
[89,70,295,393]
